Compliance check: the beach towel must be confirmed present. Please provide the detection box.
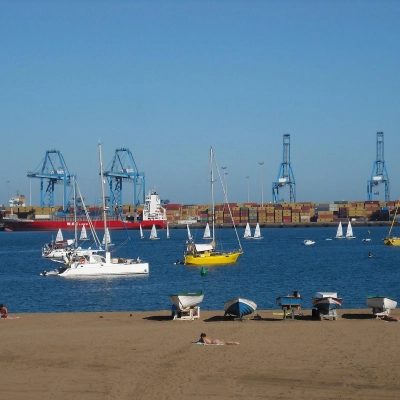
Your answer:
[196,341,224,345]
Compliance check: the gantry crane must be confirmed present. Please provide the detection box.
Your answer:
[27,150,75,212]
[272,134,296,203]
[103,148,145,216]
[367,132,390,201]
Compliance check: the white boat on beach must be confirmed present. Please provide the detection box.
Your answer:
[169,291,204,310]
[312,292,343,311]
[366,296,397,315]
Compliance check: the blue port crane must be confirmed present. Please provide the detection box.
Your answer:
[272,134,296,203]
[367,132,390,201]
[103,148,145,216]
[27,150,76,212]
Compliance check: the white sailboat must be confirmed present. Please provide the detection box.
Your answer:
[57,143,149,277]
[149,224,160,240]
[186,224,193,240]
[244,222,263,240]
[203,223,211,239]
[56,228,63,242]
[244,222,252,239]
[102,227,112,246]
[253,223,263,240]
[166,223,170,239]
[335,221,345,239]
[139,224,144,239]
[346,221,356,239]
[79,225,89,241]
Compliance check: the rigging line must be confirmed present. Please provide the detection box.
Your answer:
[75,180,102,248]
[212,150,243,252]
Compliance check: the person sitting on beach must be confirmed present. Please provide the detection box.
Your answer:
[198,333,239,345]
[0,304,8,319]
[293,290,301,311]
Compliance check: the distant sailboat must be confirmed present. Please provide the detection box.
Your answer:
[56,228,63,242]
[102,227,112,246]
[186,224,193,240]
[140,224,144,239]
[79,225,89,241]
[244,222,263,240]
[346,221,356,239]
[203,223,211,239]
[149,224,160,240]
[244,223,252,239]
[253,223,263,240]
[166,223,170,239]
[335,221,344,239]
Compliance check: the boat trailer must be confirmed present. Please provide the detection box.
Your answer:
[171,305,200,321]
[276,296,302,320]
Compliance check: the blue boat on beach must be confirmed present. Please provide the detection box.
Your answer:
[224,297,257,319]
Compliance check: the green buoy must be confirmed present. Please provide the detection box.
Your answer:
[201,267,207,276]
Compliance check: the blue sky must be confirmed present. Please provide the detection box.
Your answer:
[1,0,399,207]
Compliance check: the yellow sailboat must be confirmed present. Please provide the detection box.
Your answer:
[383,201,400,246]
[183,147,243,265]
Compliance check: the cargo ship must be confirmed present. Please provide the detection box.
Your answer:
[4,191,167,232]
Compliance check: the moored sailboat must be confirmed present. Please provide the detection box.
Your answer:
[57,144,149,277]
[383,201,400,246]
[183,147,243,265]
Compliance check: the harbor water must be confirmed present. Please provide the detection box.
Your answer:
[1,225,399,313]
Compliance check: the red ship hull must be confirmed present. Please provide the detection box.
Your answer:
[4,219,167,232]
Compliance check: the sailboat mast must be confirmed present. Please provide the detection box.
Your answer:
[73,176,78,247]
[388,201,400,236]
[210,147,215,242]
[98,143,108,253]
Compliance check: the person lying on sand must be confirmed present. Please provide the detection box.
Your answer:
[198,333,239,345]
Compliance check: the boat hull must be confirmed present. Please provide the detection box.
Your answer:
[366,296,397,311]
[312,297,343,311]
[276,296,302,307]
[169,292,204,310]
[184,250,242,266]
[5,219,167,232]
[224,298,257,318]
[58,261,149,277]
[383,237,400,246]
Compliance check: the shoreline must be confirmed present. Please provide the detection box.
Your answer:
[1,309,399,399]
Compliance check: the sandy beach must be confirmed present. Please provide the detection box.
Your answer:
[1,308,399,400]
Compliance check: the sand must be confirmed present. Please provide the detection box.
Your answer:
[0,308,399,400]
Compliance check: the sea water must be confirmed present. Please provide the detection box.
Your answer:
[1,225,399,313]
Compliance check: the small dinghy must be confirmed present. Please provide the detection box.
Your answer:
[224,297,257,319]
